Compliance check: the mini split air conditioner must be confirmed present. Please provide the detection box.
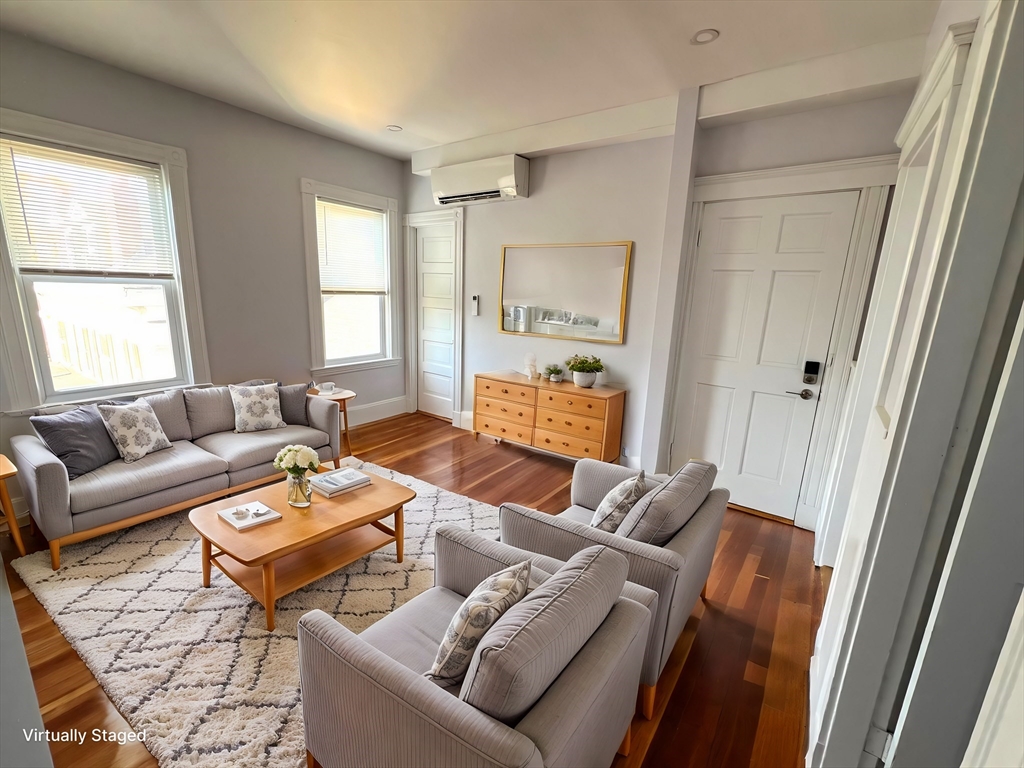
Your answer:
[431,155,529,206]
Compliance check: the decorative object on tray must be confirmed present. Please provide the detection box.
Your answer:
[544,364,564,383]
[217,501,282,531]
[565,354,604,388]
[273,444,319,507]
[310,467,371,498]
[523,352,538,379]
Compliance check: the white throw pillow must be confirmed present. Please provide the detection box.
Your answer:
[590,470,646,532]
[97,399,172,464]
[425,560,531,688]
[228,383,286,433]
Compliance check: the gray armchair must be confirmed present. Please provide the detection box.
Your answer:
[298,525,654,768]
[499,459,728,719]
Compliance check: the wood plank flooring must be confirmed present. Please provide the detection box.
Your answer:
[1,412,824,768]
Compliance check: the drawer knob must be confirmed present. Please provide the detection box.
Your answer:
[500,428,506,433]
[502,388,509,394]
[562,442,569,447]
[584,448,590,453]
[587,404,593,409]
[585,426,591,431]
[517,432,523,438]
[518,411,524,417]
[545,439,551,444]
[500,407,507,412]
[567,400,573,405]
[565,421,572,426]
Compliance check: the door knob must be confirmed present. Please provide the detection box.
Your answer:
[787,389,815,400]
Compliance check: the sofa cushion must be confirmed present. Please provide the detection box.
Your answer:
[278,383,312,427]
[359,586,466,675]
[616,460,717,546]
[69,440,228,514]
[460,545,627,723]
[193,425,329,473]
[559,505,599,525]
[183,387,235,440]
[228,383,286,433]
[591,470,646,532]
[97,399,173,464]
[30,405,119,480]
[141,389,191,442]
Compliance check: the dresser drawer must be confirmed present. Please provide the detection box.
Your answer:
[476,377,536,405]
[476,396,534,426]
[536,407,605,441]
[534,428,603,459]
[476,415,533,445]
[538,390,606,418]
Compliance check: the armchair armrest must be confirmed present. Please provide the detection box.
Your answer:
[9,434,72,540]
[570,459,642,510]
[305,395,340,458]
[298,610,542,768]
[434,524,565,596]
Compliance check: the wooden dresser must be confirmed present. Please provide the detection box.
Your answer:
[473,371,625,462]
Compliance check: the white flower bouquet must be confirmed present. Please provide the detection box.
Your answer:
[273,444,319,477]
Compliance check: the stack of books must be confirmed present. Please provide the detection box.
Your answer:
[310,468,371,499]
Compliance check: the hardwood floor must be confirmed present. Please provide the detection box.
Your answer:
[2,412,825,768]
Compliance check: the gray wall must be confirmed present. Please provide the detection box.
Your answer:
[408,138,673,465]
[0,31,407,460]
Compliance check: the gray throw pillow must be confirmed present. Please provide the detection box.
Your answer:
[228,383,286,433]
[591,470,646,532]
[30,405,119,480]
[616,460,717,545]
[141,389,191,442]
[278,382,313,426]
[425,561,531,688]
[97,399,172,463]
[183,387,235,439]
[460,545,627,723]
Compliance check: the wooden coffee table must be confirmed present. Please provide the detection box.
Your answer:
[188,473,415,630]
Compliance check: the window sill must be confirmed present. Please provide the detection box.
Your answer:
[312,358,402,379]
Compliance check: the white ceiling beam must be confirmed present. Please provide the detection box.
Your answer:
[410,96,677,176]
[698,35,927,127]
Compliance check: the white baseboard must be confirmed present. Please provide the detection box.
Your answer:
[346,396,413,427]
[456,411,475,431]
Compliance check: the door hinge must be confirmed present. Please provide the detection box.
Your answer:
[864,726,894,764]
[696,229,702,247]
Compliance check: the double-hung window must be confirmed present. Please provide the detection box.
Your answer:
[302,179,398,373]
[0,112,206,408]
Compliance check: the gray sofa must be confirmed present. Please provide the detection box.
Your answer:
[499,458,728,719]
[298,525,654,768]
[10,385,340,569]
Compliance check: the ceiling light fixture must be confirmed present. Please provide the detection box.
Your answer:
[386,124,403,132]
[690,28,720,45]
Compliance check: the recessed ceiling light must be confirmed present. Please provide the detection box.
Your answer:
[386,124,403,132]
[690,28,720,45]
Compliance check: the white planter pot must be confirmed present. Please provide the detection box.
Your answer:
[572,371,597,388]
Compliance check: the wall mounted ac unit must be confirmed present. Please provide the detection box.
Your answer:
[431,155,529,206]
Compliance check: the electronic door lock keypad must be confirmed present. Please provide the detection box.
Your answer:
[803,360,821,385]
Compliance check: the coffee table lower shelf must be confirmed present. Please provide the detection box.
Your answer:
[206,524,396,630]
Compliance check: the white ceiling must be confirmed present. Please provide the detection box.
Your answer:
[0,0,938,159]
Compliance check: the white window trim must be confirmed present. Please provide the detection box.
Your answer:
[0,108,210,412]
[300,178,401,378]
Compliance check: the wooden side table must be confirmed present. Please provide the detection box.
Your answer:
[310,389,356,456]
[0,455,26,557]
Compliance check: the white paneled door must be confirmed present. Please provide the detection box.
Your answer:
[672,191,860,519]
[416,223,457,419]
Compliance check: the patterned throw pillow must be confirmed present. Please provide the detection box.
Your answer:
[228,383,287,433]
[590,470,646,532]
[425,560,531,688]
[97,399,172,464]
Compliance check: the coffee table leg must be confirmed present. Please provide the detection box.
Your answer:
[200,536,211,587]
[0,478,26,557]
[395,506,404,563]
[263,562,276,631]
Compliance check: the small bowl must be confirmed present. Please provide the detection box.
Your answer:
[231,508,248,519]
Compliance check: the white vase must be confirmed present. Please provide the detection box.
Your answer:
[572,371,597,388]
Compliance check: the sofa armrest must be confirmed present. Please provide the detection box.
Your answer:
[298,610,542,768]
[570,459,643,510]
[9,434,72,540]
[434,524,566,597]
[306,395,340,458]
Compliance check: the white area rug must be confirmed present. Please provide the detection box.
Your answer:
[12,461,500,768]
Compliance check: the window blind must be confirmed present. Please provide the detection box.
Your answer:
[315,198,387,293]
[0,136,175,277]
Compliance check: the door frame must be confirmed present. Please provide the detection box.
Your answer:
[669,156,897,529]
[403,209,465,422]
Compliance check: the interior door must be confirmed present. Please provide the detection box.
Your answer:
[672,191,860,519]
[416,223,457,419]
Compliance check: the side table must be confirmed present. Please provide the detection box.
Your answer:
[0,455,26,557]
[310,389,356,456]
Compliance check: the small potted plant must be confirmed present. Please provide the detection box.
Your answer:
[545,364,564,383]
[565,355,604,388]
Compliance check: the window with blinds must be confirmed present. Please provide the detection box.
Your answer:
[315,197,389,363]
[0,135,187,397]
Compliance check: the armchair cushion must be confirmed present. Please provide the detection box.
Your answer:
[591,470,646,532]
[460,545,627,723]
[617,460,717,546]
[358,587,467,675]
[29,405,118,480]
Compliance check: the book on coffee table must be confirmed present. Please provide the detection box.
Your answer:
[311,468,371,498]
[217,501,282,531]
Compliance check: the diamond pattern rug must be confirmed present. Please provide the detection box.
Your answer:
[11,460,500,768]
